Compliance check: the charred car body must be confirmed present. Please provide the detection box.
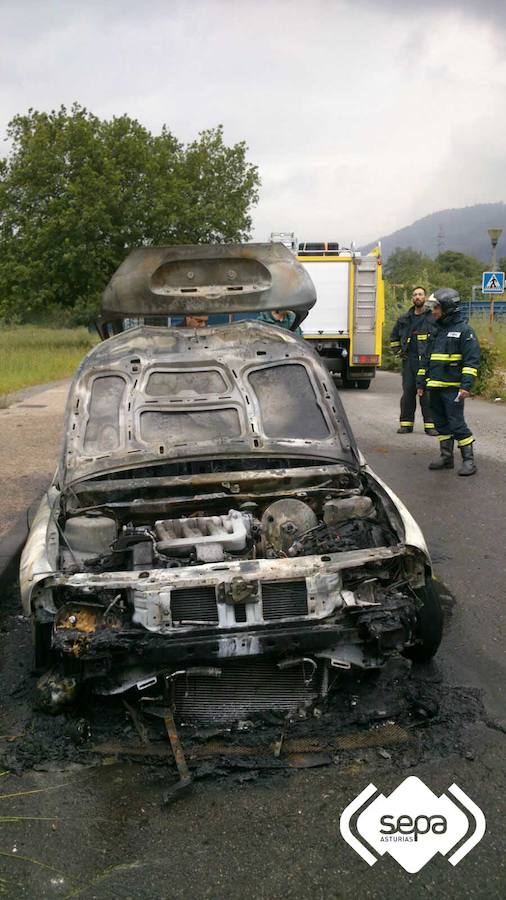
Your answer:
[20,244,442,719]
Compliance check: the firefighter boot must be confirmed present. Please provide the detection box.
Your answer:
[428,438,454,470]
[457,443,477,476]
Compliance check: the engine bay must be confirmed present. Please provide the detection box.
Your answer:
[59,462,397,574]
[22,458,433,714]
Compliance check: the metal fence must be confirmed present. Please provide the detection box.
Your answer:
[464,300,506,320]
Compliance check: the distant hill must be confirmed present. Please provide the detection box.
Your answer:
[362,203,506,262]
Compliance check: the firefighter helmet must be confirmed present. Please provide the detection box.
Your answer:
[433,287,461,318]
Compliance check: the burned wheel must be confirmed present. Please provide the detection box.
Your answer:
[403,578,443,662]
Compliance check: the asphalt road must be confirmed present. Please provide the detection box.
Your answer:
[0,372,504,899]
[0,381,69,539]
[343,372,506,720]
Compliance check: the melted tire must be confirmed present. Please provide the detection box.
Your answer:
[403,578,443,662]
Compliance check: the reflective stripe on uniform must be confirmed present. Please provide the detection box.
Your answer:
[390,341,401,347]
[462,366,478,376]
[430,353,463,361]
[400,421,414,426]
[438,434,452,441]
[417,334,428,340]
[424,422,435,429]
[457,435,474,447]
[426,380,461,388]
[417,368,426,376]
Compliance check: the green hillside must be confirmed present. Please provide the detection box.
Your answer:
[363,202,506,262]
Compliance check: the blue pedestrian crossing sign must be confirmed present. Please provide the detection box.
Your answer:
[482,271,505,294]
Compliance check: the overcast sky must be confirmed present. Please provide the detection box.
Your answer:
[1,0,504,244]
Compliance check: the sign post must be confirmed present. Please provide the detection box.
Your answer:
[485,228,503,339]
[481,271,505,294]
[482,271,504,339]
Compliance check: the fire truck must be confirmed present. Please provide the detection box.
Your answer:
[271,234,385,389]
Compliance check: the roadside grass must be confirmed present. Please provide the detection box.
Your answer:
[0,326,98,400]
[470,317,506,400]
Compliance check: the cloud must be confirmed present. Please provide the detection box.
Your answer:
[0,0,504,245]
[355,0,506,30]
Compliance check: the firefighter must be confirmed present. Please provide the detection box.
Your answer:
[258,309,302,335]
[390,287,437,435]
[417,288,480,476]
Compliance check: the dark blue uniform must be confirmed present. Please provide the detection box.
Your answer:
[390,308,435,431]
[417,310,480,447]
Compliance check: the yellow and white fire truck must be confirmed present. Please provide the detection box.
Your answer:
[271,234,385,389]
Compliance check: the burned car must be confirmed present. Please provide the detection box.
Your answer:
[20,243,442,720]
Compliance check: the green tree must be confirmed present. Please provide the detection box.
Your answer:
[153,126,260,245]
[434,250,484,296]
[383,247,435,284]
[383,246,484,303]
[435,250,484,277]
[0,105,260,322]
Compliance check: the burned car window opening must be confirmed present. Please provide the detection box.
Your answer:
[249,363,331,440]
[83,374,126,453]
[21,243,442,721]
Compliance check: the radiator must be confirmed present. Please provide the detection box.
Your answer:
[174,659,317,722]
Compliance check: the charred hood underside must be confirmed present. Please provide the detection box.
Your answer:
[60,320,358,485]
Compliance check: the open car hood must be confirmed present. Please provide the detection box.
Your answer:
[59,321,359,485]
[98,242,316,337]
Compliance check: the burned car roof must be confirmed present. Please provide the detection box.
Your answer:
[60,321,358,485]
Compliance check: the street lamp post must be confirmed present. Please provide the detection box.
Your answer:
[487,227,503,339]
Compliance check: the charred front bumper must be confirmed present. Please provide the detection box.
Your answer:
[53,601,416,687]
[46,545,424,690]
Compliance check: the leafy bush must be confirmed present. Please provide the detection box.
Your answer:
[384,248,485,299]
[474,339,498,395]
[469,318,506,399]
[25,296,102,328]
